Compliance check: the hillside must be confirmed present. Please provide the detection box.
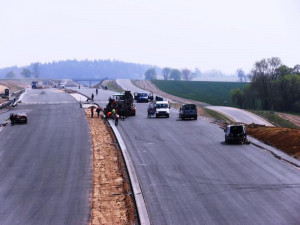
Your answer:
[151,80,247,106]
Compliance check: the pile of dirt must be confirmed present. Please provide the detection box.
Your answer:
[86,110,136,224]
[247,126,300,159]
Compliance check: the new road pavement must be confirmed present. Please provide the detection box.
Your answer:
[75,85,300,225]
[0,89,92,225]
[116,79,272,126]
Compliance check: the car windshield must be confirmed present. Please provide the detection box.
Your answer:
[230,126,244,134]
[156,104,168,108]
[139,93,147,97]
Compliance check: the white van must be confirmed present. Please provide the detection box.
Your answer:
[155,101,170,118]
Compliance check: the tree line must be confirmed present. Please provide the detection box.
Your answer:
[1,59,158,79]
[145,67,202,81]
[230,57,300,113]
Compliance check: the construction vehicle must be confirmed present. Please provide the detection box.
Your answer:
[32,81,38,89]
[104,91,136,118]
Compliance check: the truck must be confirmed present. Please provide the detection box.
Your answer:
[32,81,38,89]
[104,91,136,117]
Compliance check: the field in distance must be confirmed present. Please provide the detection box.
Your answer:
[151,80,247,106]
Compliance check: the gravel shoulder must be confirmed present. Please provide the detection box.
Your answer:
[85,109,137,224]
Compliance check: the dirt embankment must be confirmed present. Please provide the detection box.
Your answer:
[247,125,300,159]
[86,110,136,224]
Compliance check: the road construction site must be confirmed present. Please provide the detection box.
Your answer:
[73,81,300,225]
[0,79,299,225]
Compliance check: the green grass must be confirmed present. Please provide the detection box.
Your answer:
[250,110,299,129]
[151,80,247,106]
[204,108,234,123]
[105,80,124,93]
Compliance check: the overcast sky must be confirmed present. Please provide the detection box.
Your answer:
[0,0,299,74]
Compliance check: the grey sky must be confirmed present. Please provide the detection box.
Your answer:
[0,0,299,74]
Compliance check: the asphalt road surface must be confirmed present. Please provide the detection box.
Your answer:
[206,106,273,126]
[75,86,300,225]
[0,89,92,225]
[117,79,272,126]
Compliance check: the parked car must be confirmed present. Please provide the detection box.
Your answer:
[224,124,247,143]
[15,113,28,124]
[179,104,197,120]
[136,92,149,103]
[155,101,170,118]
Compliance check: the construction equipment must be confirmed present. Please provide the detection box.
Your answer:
[104,91,136,118]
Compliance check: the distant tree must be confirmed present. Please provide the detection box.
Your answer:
[6,71,15,79]
[276,74,300,111]
[144,68,156,80]
[242,84,257,109]
[236,68,246,82]
[162,67,171,80]
[21,68,32,78]
[250,57,282,109]
[293,64,300,74]
[31,62,40,78]
[182,69,192,81]
[169,69,181,80]
[194,67,202,77]
[230,88,243,108]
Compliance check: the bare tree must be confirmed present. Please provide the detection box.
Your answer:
[162,67,171,80]
[31,62,40,78]
[182,69,192,81]
[236,68,246,82]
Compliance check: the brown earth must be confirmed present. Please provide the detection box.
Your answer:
[86,110,136,225]
[0,80,29,92]
[247,126,300,160]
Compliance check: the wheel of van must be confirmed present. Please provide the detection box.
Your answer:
[194,116,197,120]
[182,116,185,120]
[166,114,169,118]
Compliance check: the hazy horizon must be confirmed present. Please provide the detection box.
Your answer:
[1,0,299,74]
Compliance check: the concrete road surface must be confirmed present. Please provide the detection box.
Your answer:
[206,106,273,126]
[75,86,300,225]
[116,79,144,93]
[0,89,92,225]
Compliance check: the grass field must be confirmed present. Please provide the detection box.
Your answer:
[151,80,247,106]
[250,110,299,129]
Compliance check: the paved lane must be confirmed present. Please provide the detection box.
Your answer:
[206,106,273,126]
[75,87,300,225]
[0,89,92,225]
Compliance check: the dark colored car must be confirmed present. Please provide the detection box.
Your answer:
[15,113,28,124]
[136,92,149,103]
[179,104,197,120]
[224,125,246,143]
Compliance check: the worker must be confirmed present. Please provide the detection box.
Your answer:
[90,106,94,118]
[96,88,98,95]
[112,108,116,119]
[9,113,15,125]
[96,106,101,118]
[91,93,94,101]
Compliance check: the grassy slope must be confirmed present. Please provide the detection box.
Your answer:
[250,110,299,129]
[152,80,246,106]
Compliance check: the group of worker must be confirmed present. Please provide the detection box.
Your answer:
[89,88,101,118]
